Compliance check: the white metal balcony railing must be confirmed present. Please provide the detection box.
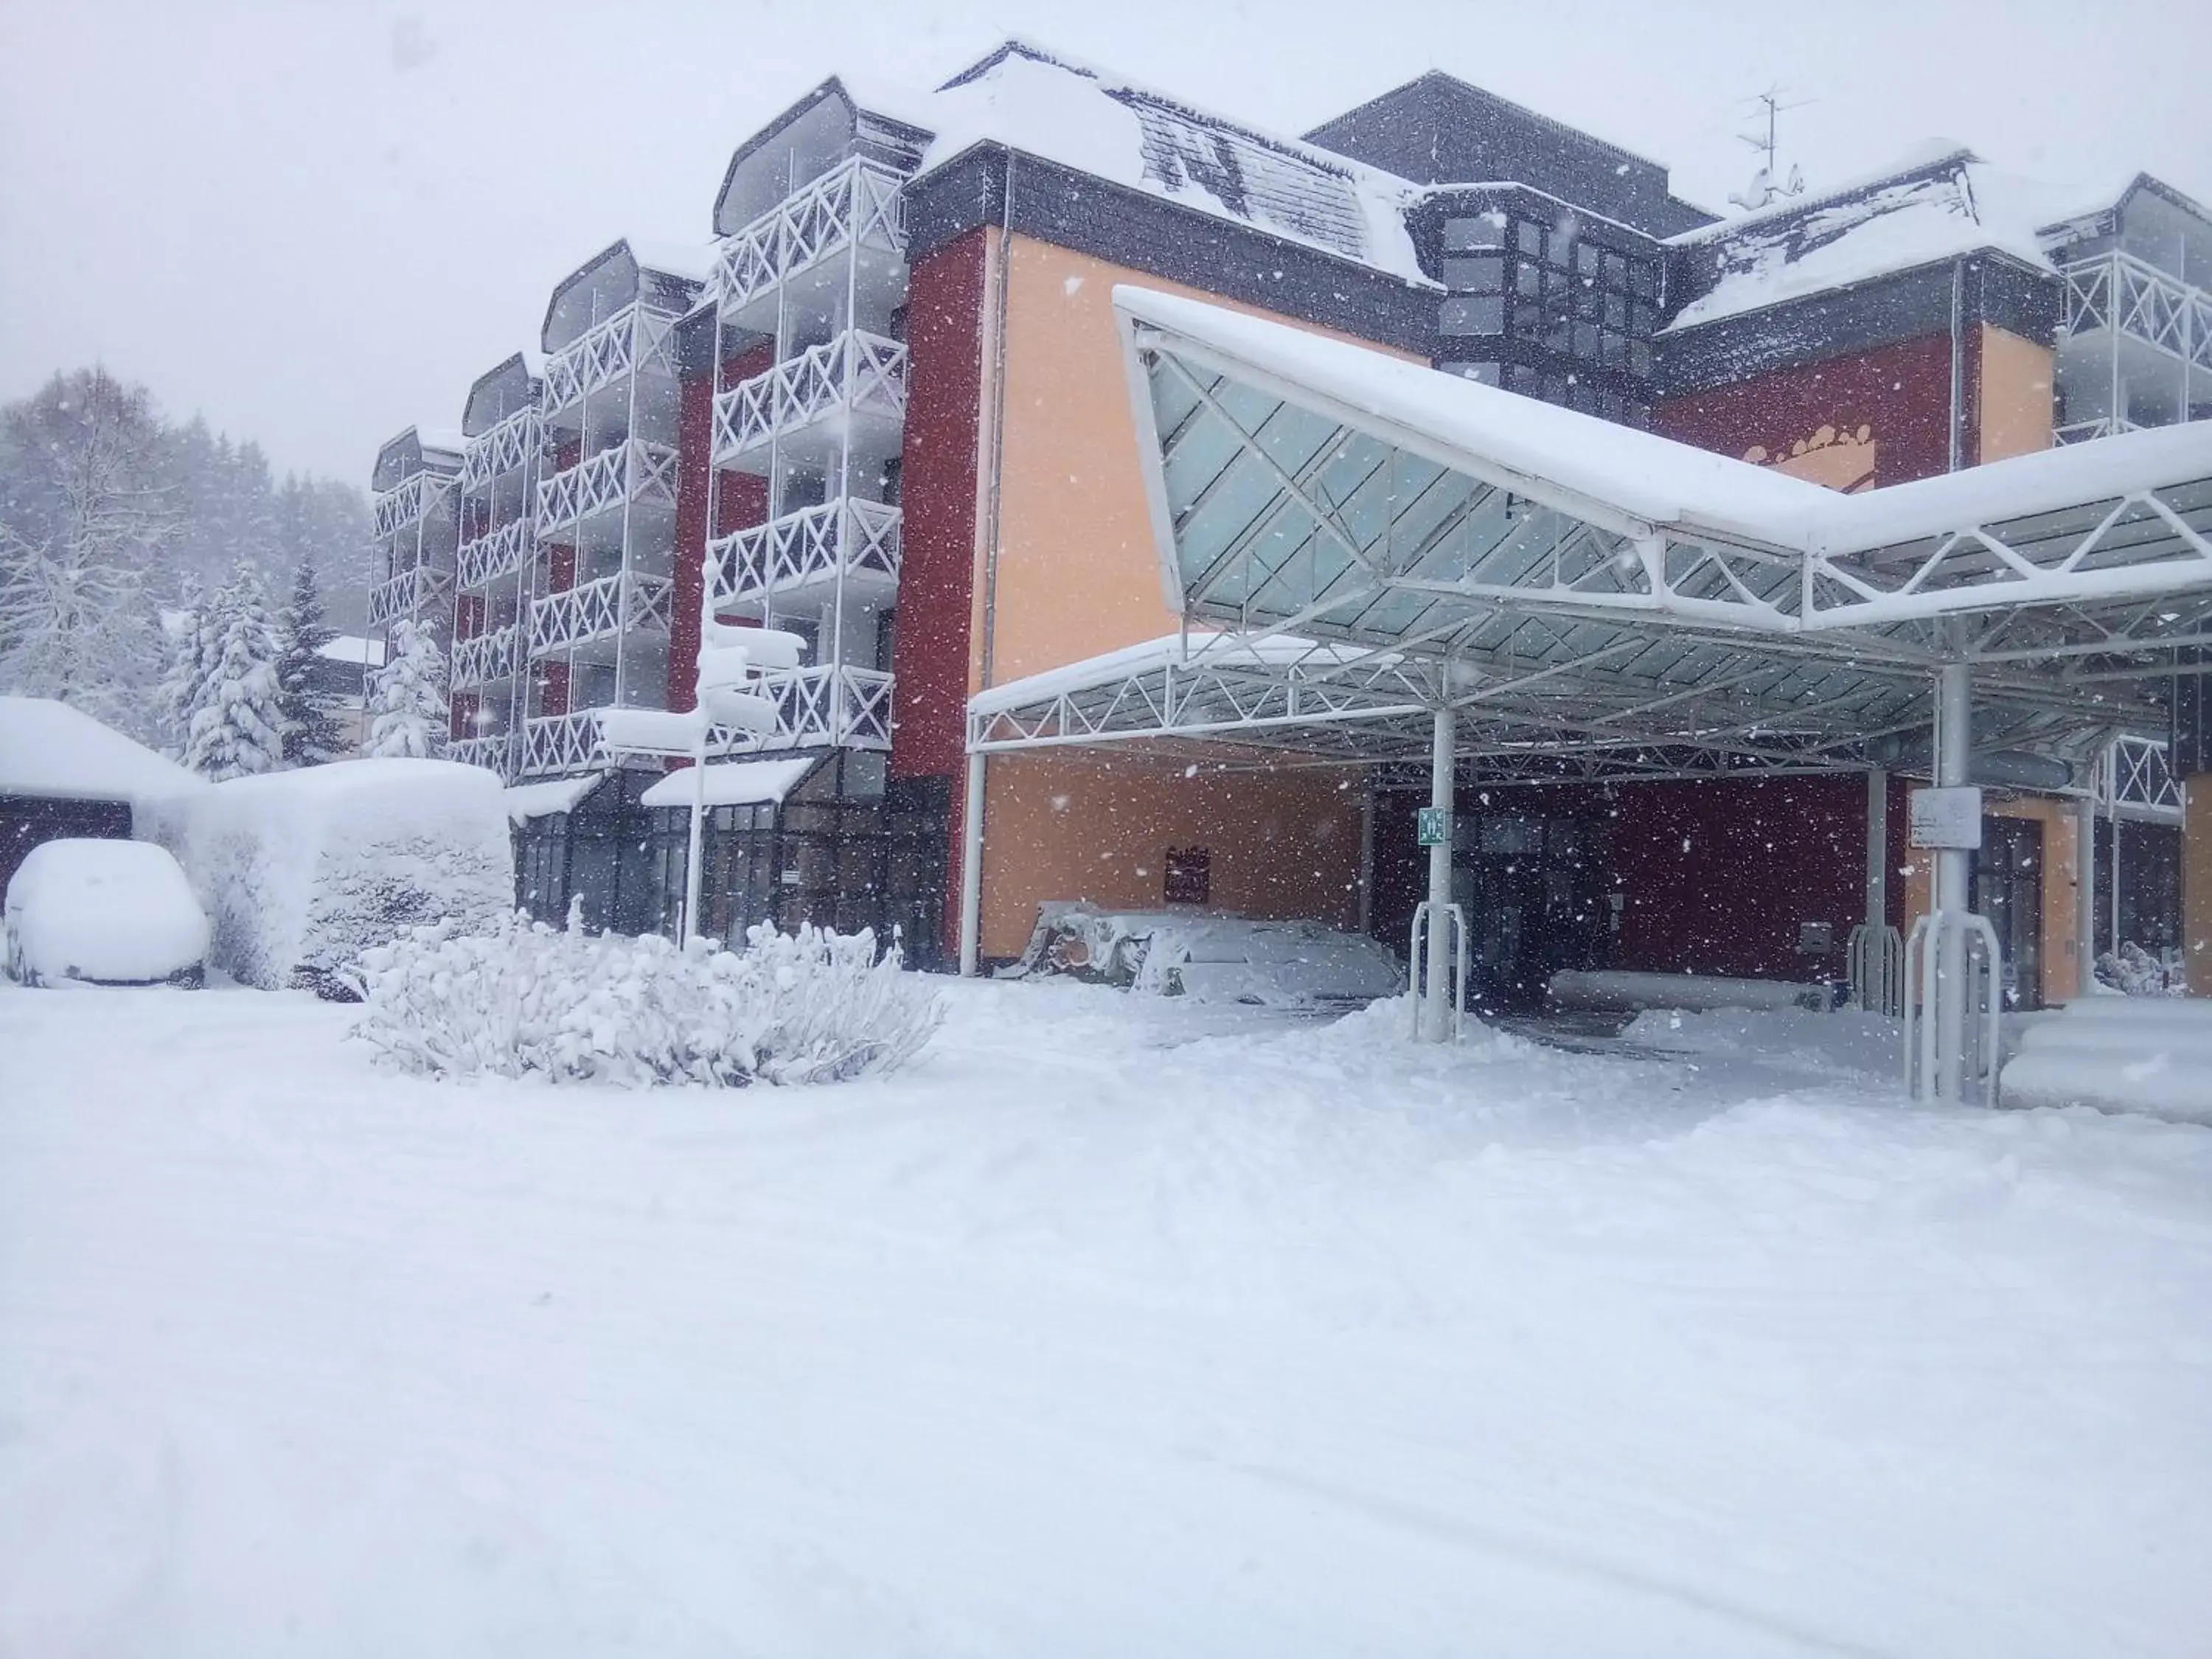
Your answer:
[449,731,518,777]
[372,470,453,540]
[2101,735,2185,819]
[368,564,453,630]
[451,622,523,689]
[459,407,540,490]
[540,305,682,414]
[535,439,681,529]
[530,571,674,655]
[712,330,908,465]
[457,518,532,591]
[708,498,901,606]
[2060,251,2212,373]
[2055,415,2143,447]
[524,711,605,777]
[712,157,908,317]
[705,664,894,754]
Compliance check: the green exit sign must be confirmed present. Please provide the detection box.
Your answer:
[1416,807,1452,847]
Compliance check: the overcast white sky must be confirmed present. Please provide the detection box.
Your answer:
[2,0,2205,484]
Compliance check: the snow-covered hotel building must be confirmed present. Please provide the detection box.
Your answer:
[368,41,2212,1004]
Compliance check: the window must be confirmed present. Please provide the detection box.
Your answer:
[1601,330,1627,369]
[1514,261,1541,297]
[1440,255,1503,292]
[1448,361,1501,386]
[1576,242,1599,277]
[1630,260,1658,299]
[873,608,897,673]
[1442,215,1506,251]
[1440,294,1504,335]
[1164,846,1211,905]
[1573,321,1599,361]
[1506,364,1542,397]
[1630,338,1653,378]
[1517,219,1544,257]
[1512,301,1546,340]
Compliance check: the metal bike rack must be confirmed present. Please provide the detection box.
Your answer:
[1408,901,1470,1043]
[1847,922,1905,1018]
[1902,908,2004,1104]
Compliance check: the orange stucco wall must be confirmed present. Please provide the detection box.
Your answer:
[978,234,1423,692]
[977,751,1364,959]
[1978,325,2055,465]
[2185,776,2212,996]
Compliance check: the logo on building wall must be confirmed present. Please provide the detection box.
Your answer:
[1742,422,1877,493]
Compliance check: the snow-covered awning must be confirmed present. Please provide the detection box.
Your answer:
[638,758,817,810]
[0,697,202,805]
[965,290,2212,783]
[502,774,604,823]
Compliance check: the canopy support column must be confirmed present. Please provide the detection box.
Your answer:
[2076,790,2099,999]
[958,750,985,976]
[1934,662,1975,1097]
[1421,703,1456,1043]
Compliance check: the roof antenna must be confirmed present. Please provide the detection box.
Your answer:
[1728,86,1812,212]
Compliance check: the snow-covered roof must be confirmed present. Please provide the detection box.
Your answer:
[1115,283,2212,561]
[0,697,202,805]
[918,44,1431,285]
[969,632,1389,718]
[1663,147,2056,334]
[502,773,605,823]
[638,757,816,810]
[316,635,384,669]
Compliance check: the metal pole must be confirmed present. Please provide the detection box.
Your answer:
[1934,661,1973,1098]
[2075,789,2098,1000]
[683,718,709,945]
[1422,703,1456,1043]
[958,748,986,976]
[1865,768,1888,932]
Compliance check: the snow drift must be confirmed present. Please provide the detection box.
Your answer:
[2,838,209,986]
[350,910,941,1087]
[151,759,511,995]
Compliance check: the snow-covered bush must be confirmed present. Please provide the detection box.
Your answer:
[349,909,941,1087]
[154,757,509,995]
[2094,941,2185,998]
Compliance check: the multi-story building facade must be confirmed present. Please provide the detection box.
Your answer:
[366,426,461,677]
[369,39,2208,992]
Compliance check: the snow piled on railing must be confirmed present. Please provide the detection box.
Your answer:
[349,910,942,1088]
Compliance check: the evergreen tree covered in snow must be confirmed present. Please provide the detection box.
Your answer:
[186,559,286,780]
[0,369,173,740]
[275,559,344,767]
[366,619,449,760]
[157,571,214,759]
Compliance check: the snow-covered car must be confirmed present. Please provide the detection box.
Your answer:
[1012,903,1404,1010]
[3,838,212,988]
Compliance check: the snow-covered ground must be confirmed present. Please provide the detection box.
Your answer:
[3,978,2209,1657]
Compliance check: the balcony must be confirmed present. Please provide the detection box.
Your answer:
[457,518,532,591]
[708,498,900,607]
[369,564,453,630]
[712,157,908,319]
[2060,251,2212,373]
[449,731,518,779]
[372,471,452,540]
[709,664,894,754]
[712,330,907,466]
[2056,415,2143,447]
[459,406,540,490]
[535,439,681,531]
[540,304,681,414]
[451,622,523,689]
[530,570,673,655]
[523,711,605,777]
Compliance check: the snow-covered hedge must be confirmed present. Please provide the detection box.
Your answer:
[150,758,511,996]
[349,910,942,1087]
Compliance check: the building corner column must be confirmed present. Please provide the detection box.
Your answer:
[2185,776,2212,998]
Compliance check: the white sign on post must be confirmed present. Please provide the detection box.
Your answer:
[1908,786,1983,850]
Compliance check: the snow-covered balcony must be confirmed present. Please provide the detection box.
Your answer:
[2056,251,2211,444]
[521,711,604,776]
[535,439,681,531]
[456,518,532,593]
[2062,251,2212,371]
[708,498,900,608]
[368,564,453,630]
[539,305,681,415]
[448,731,518,776]
[712,157,907,325]
[711,331,907,467]
[451,622,523,690]
[529,571,672,655]
[372,472,452,540]
[709,664,894,754]
[459,406,540,490]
